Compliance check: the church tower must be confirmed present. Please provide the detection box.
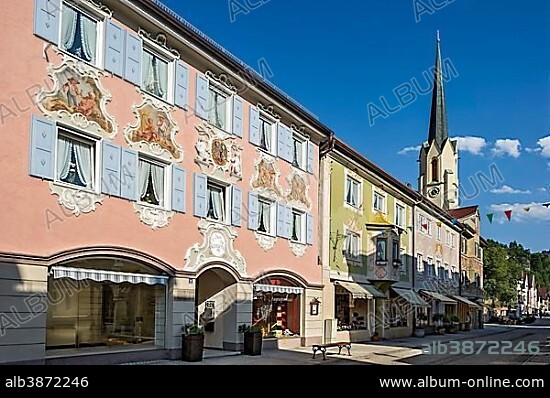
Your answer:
[419,32,459,210]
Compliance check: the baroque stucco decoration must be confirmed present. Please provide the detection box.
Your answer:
[49,183,104,216]
[289,241,307,257]
[250,152,283,201]
[133,203,174,230]
[37,55,116,139]
[254,232,277,252]
[125,96,183,162]
[184,220,247,278]
[286,170,312,212]
[195,122,243,182]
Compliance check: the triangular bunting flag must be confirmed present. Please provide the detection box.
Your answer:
[504,210,512,221]
[543,202,550,208]
[422,223,428,229]
[407,226,413,231]
[486,213,494,223]
[436,221,442,227]
[451,219,458,225]
[523,207,530,212]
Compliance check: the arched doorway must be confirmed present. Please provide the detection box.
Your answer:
[196,266,241,350]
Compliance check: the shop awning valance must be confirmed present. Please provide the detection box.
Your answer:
[335,281,385,299]
[392,287,430,307]
[254,284,303,295]
[451,295,482,309]
[420,290,457,305]
[51,266,168,286]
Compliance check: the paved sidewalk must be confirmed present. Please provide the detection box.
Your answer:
[122,325,509,366]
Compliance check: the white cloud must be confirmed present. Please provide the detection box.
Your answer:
[489,202,550,223]
[492,139,521,158]
[539,187,548,192]
[525,147,541,153]
[397,145,421,155]
[537,135,550,157]
[454,136,486,155]
[490,185,531,195]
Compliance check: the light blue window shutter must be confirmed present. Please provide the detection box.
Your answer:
[232,96,243,137]
[104,21,124,77]
[286,129,294,164]
[247,192,259,230]
[306,213,314,245]
[101,141,121,196]
[195,75,208,120]
[284,206,293,239]
[175,61,189,109]
[231,186,242,227]
[277,123,287,160]
[171,165,186,213]
[124,31,142,85]
[193,172,207,217]
[249,105,260,146]
[307,141,315,174]
[120,148,138,201]
[29,115,55,180]
[276,203,286,238]
[34,0,60,44]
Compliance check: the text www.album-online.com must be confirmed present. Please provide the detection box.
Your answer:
[379,376,545,389]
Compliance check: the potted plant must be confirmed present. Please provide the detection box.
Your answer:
[414,313,428,337]
[432,313,445,335]
[444,315,458,334]
[181,324,204,362]
[239,324,263,356]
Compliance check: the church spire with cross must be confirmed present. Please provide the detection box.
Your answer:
[427,30,449,150]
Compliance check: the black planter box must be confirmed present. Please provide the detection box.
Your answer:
[182,334,204,362]
[242,332,262,356]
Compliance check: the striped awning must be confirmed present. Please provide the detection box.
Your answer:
[254,284,303,295]
[420,290,457,305]
[335,281,386,299]
[392,287,430,307]
[51,266,169,286]
[451,295,482,309]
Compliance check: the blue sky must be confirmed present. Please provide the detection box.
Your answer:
[160,0,549,251]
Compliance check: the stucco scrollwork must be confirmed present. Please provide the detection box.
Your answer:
[125,95,183,162]
[195,122,243,182]
[37,55,116,139]
[184,220,247,278]
[289,241,307,257]
[49,183,104,216]
[133,203,174,230]
[254,232,277,252]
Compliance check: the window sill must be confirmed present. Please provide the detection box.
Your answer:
[53,180,97,195]
[58,47,101,72]
[255,230,275,238]
[138,201,169,212]
[257,147,276,157]
[140,87,173,107]
[205,217,230,227]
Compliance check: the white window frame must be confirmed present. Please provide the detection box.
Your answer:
[58,1,105,69]
[436,225,441,241]
[54,126,99,194]
[258,113,276,156]
[426,219,432,236]
[141,46,175,104]
[416,253,424,273]
[375,236,388,263]
[343,226,362,265]
[137,155,169,210]
[345,176,361,209]
[291,132,307,171]
[395,202,405,228]
[206,178,231,224]
[451,233,456,248]
[207,79,233,133]
[256,196,276,236]
[290,208,306,244]
[427,257,434,278]
[373,190,386,213]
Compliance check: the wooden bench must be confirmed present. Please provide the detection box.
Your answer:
[311,342,352,360]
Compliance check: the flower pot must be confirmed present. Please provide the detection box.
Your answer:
[182,334,204,362]
[243,332,263,356]
[414,328,425,338]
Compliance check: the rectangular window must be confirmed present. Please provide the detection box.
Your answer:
[138,158,166,208]
[417,254,424,273]
[56,130,95,190]
[451,234,456,248]
[395,204,405,227]
[208,86,229,131]
[436,225,441,241]
[344,230,360,263]
[291,209,305,243]
[461,237,467,254]
[257,197,275,235]
[373,192,385,212]
[426,220,432,236]
[142,50,170,101]
[345,177,360,208]
[60,3,99,65]
[259,117,274,154]
[427,257,434,277]
[291,135,305,169]
[376,238,387,262]
[206,180,228,222]
[392,240,400,263]
[475,242,481,259]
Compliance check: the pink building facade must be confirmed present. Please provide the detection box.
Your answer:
[0,0,328,363]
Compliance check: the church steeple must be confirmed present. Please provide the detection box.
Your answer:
[427,31,448,150]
